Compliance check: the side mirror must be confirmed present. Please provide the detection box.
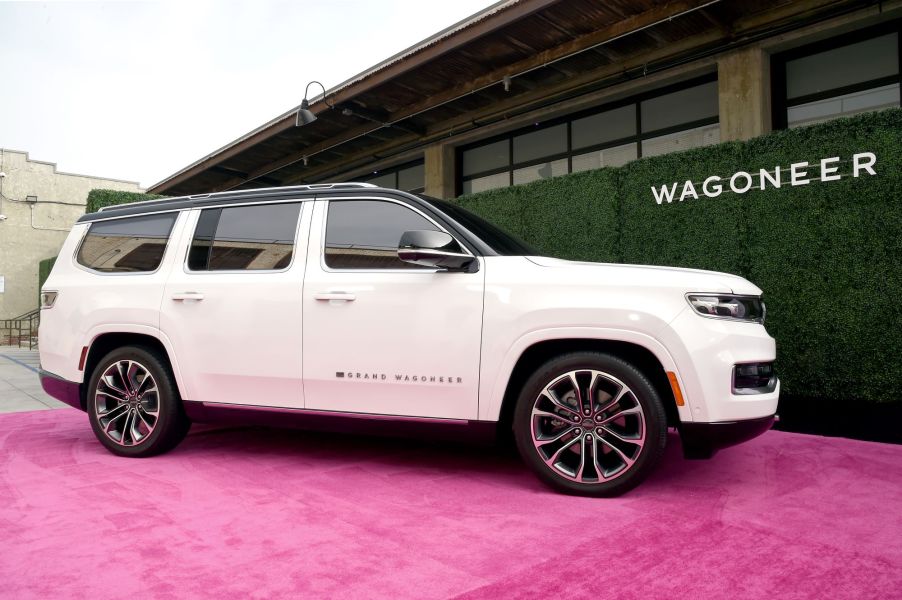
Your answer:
[398,230,475,271]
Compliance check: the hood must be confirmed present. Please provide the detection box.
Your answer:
[524,256,762,295]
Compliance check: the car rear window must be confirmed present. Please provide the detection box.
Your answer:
[77,213,178,273]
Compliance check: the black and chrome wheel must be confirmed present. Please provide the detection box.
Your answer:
[87,346,190,457]
[513,352,667,496]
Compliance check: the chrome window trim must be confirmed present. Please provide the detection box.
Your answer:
[95,183,375,212]
[86,198,314,224]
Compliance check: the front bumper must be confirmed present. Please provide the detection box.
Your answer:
[39,370,83,411]
[679,415,775,459]
[662,307,779,422]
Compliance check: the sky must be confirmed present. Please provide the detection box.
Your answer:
[0,0,496,189]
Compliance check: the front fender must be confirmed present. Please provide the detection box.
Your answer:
[477,327,694,423]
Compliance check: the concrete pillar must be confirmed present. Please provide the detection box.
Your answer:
[718,46,772,142]
[424,143,456,199]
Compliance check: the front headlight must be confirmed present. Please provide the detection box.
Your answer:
[686,294,765,323]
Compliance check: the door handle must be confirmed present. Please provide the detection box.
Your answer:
[171,292,205,301]
[314,292,356,302]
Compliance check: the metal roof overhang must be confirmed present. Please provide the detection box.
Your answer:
[149,0,880,196]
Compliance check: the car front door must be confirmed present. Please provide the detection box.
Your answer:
[160,200,310,409]
[302,197,484,420]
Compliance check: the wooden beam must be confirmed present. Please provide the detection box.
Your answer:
[280,0,882,187]
[696,6,733,33]
[210,165,283,187]
[375,0,720,127]
[149,0,560,193]
[340,104,425,136]
[198,0,866,193]
[312,0,562,109]
[280,31,725,186]
[149,113,296,193]
[209,120,390,192]
[212,0,718,191]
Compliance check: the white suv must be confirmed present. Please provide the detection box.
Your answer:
[39,182,778,496]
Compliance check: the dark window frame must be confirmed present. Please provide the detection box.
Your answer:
[771,20,902,129]
[322,197,464,271]
[186,201,303,273]
[360,159,426,193]
[457,74,719,195]
[76,212,178,274]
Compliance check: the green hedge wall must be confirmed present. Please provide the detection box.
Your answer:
[86,189,166,213]
[460,109,902,404]
[458,169,621,262]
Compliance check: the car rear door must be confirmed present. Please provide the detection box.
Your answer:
[159,199,311,408]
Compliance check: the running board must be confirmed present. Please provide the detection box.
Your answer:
[182,401,497,444]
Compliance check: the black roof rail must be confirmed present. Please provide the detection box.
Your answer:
[97,182,378,212]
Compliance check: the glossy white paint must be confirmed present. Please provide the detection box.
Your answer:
[38,213,188,385]
[659,306,778,421]
[39,191,777,427]
[476,256,776,423]
[302,199,484,419]
[158,203,310,408]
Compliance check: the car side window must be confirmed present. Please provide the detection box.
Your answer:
[77,213,177,273]
[187,202,302,271]
[324,200,441,269]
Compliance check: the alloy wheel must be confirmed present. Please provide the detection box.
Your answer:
[530,369,646,483]
[93,360,160,447]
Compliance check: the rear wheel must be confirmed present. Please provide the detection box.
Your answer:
[87,346,190,457]
[513,352,667,496]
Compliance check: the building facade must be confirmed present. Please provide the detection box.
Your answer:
[149,1,900,202]
[0,148,141,318]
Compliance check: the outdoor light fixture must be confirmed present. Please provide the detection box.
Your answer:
[296,80,332,126]
[25,195,37,203]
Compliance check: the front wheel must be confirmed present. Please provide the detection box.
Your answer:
[87,346,190,457]
[513,352,667,496]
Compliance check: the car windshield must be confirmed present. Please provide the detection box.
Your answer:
[419,195,540,256]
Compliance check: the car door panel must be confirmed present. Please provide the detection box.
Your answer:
[302,198,484,420]
[159,201,310,408]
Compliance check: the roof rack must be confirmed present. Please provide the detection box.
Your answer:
[97,182,378,212]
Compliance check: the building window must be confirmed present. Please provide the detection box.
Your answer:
[458,76,719,195]
[360,160,425,193]
[773,25,901,129]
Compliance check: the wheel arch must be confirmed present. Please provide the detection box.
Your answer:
[80,329,185,410]
[494,337,683,435]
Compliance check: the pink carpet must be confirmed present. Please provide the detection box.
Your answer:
[1,410,900,599]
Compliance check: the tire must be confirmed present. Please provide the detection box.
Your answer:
[87,345,190,457]
[513,352,667,497]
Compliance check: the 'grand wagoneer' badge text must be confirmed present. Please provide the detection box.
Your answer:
[336,371,463,384]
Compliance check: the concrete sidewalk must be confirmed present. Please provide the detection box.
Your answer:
[0,347,68,413]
